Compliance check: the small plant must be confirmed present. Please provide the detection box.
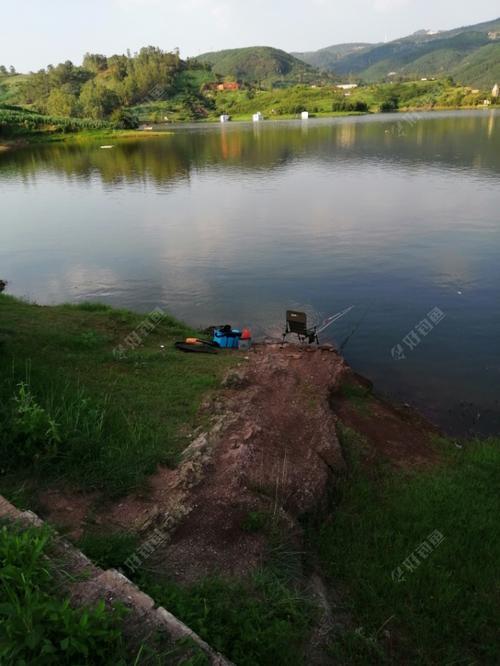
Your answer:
[241,510,269,533]
[70,330,109,349]
[12,382,61,462]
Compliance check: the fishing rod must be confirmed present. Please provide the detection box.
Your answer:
[339,307,369,353]
[316,305,355,335]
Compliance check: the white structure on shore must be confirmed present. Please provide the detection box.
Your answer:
[336,84,358,90]
[301,111,309,120]
[492,83,499,98]
[252,112,263,122]
[220,114,230,123]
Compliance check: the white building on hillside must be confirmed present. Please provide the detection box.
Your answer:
[492,83,499,98]
[336,84,358,90]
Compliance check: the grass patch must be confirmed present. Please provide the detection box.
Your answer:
[336,423,370,471]
[314,438,500,664]
[0,521,129,664]
[137,570,314,666]
[339,382,372,414]
[0,295,237,496]
[76,530,139,570]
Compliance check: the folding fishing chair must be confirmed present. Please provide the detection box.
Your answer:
[281,310,319,346]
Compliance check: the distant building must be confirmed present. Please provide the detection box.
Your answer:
[492,84,499,98]
[205,81,240,92]
[488,31,500,40]
[252,112,263,122]
[220,114,230,123]
[301,111,309,120]
[336,84,358,90]
[218,82,240,91]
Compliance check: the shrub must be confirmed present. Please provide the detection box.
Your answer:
[379,97,399,112]
[332,99,368,113]
[110,107,140,129]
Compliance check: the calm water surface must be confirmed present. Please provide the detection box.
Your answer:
[1,110,500,434]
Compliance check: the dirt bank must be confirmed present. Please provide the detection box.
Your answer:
[38,342,440,582]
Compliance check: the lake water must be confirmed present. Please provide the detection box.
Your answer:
[1,110,500,435]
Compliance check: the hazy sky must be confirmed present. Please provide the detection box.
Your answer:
[1,0,499,72]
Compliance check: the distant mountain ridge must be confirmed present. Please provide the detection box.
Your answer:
[291,43,375,71]
[293,16,500,86]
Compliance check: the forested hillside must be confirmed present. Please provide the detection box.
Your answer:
[195,46,330,87]
[0,47,215,124]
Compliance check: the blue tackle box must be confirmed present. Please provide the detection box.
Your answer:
[213,328,241,349]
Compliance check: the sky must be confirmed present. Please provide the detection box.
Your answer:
[0,0,499,72]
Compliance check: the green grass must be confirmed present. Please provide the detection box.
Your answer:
[0,521,129,664]
[0,520,210,664]
[76,530,139,570]
[313,437,500,664]
[0,294,237,496]
[137,570,314,666]
[339,383,373,415]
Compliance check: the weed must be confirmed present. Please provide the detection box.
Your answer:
[10,382,61,463]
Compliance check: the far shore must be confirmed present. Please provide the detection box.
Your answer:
[1,105,497,152]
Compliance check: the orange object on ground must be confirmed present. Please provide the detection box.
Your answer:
[241,328,252,340]
[185,337,201,345]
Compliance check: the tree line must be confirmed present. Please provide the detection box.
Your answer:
[12,47,188,123]
[0,65,17,76]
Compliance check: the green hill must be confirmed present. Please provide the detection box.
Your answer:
[294,17,500,86]
[195,46,328,87]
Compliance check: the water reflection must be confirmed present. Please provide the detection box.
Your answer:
[1,111,499,188]
[1,110,499,435]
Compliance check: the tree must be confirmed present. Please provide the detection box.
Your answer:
[0,66,7,77]
[46,89,79,117]
[79,80,120,119]
[109,108,139,129]
[82,53,108,73]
